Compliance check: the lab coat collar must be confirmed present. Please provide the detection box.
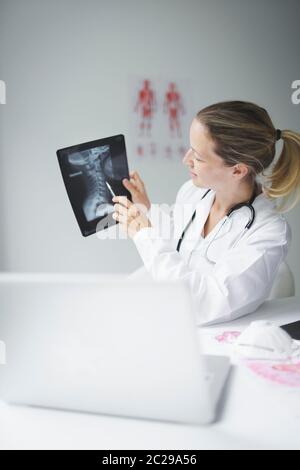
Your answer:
[177,184,276,254]
[196,186,276,216]
[186,190,221,252]
[194,188,215,234]
[191,187,271,248]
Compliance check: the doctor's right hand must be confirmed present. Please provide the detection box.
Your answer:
[122,171,151,213]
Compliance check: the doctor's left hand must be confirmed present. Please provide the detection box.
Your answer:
[112,196,152,239]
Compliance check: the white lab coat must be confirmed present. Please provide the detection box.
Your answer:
[130,179,292,325]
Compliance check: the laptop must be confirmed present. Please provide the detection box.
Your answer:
[0,273,230,425]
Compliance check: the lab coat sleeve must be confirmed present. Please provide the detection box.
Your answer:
[132,217,291,325]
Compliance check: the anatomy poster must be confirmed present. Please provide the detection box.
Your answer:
[129,77,194,161]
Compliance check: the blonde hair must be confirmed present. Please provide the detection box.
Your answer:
[196,100,300,213]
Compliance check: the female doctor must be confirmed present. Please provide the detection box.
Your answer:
[112,100,300,325]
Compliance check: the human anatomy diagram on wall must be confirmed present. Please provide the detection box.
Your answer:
[129,77,194,161]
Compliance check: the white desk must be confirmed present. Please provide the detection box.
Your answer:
[1,296,300,450]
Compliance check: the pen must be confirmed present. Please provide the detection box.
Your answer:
[105,181,116,198]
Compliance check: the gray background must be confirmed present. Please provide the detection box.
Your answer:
[0,0,299,290]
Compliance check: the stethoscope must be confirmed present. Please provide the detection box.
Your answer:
[176,188,257,264]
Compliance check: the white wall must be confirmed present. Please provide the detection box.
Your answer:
[0,0,300,290]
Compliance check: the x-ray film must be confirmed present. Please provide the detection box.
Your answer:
[57,134,131,236]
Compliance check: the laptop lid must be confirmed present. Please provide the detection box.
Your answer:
[0,273,213,424]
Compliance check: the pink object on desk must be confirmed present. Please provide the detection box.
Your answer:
[245,360,300,388]
[215,331,241,344]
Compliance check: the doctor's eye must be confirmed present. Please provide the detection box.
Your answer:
[190,150,203,161]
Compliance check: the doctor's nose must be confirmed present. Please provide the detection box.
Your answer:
[182,148,194,167]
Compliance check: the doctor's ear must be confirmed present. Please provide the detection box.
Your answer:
[232,163,250,180]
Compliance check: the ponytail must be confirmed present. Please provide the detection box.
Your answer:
[263,130,300,212]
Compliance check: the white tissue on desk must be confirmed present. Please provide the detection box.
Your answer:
[233,320,300,361]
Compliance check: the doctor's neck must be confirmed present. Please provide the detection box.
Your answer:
[212,180,261,215]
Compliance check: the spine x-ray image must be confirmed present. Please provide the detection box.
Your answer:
[57,135,131,236]
[68,145,114,222]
